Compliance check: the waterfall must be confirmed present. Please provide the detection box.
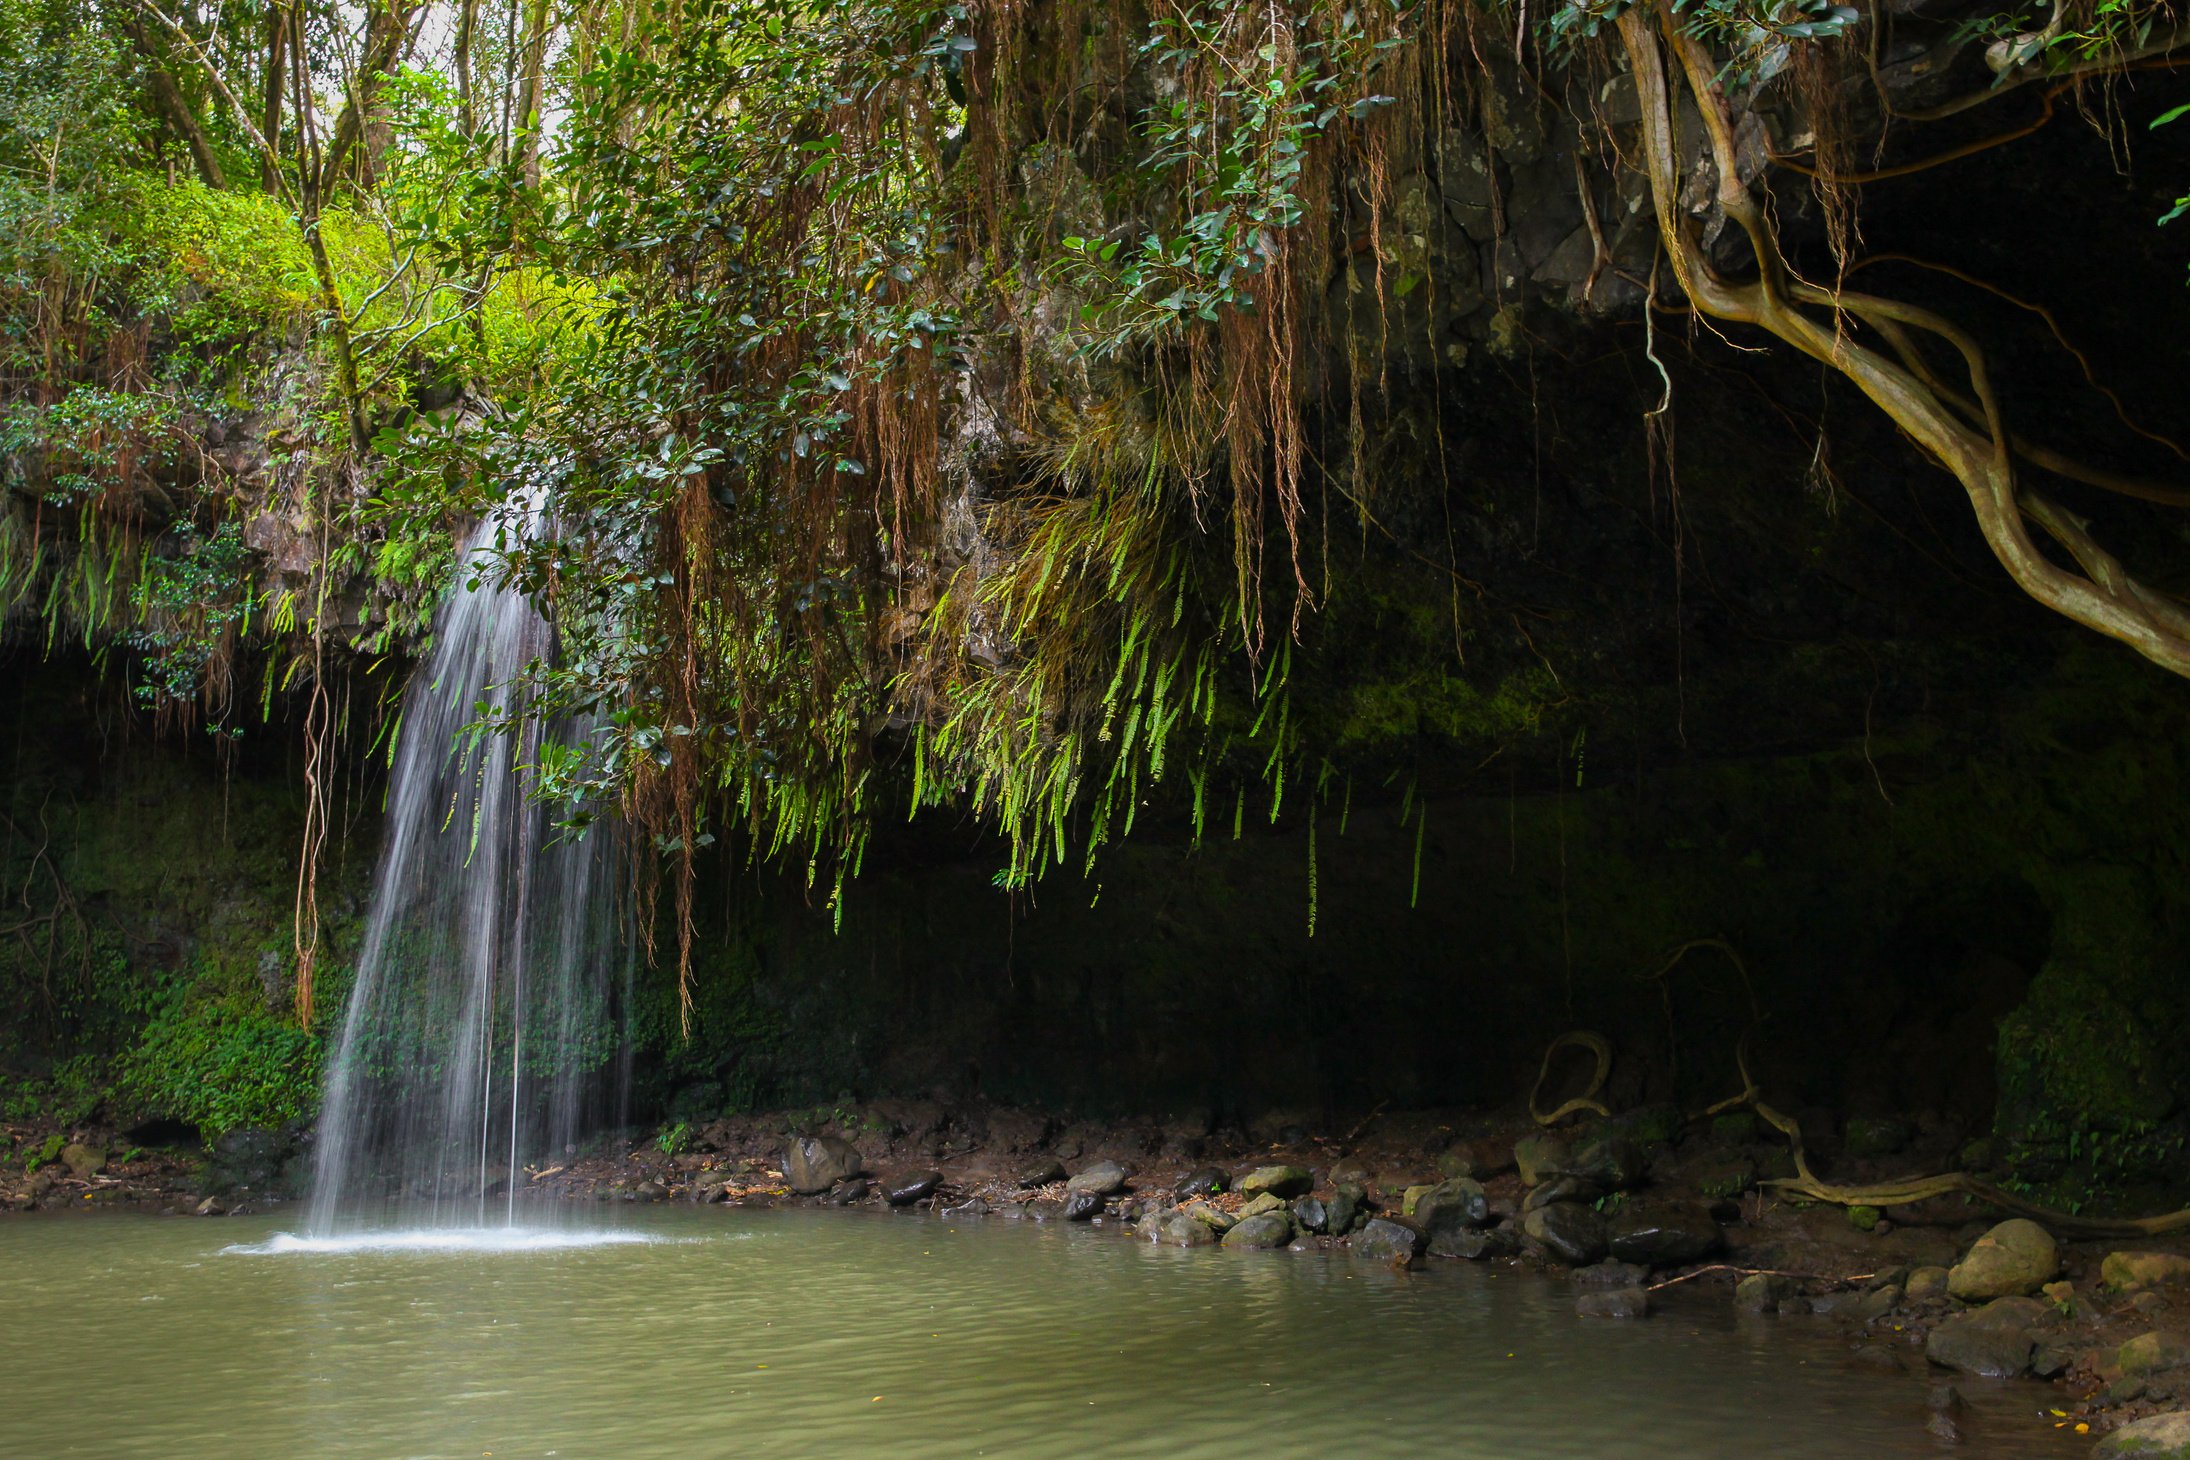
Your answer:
[306,504,627,1234]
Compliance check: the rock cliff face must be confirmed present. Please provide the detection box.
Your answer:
[4,0,2188,1212]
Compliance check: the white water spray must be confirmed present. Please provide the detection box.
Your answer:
[305,502,626,1236]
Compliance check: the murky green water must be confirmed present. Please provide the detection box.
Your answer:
[1,1207,2083,1457]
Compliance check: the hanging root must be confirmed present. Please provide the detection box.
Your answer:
[1723,1033,2190,1240]
[1531,1029,1614,1126]
[1530,1011,2190,1239]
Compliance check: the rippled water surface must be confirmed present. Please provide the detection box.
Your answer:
[0,1206,2085,1457]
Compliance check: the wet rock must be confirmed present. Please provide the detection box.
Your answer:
[1572,1260,1650,1287]
[2122,1332,2190,1377]
[1241,1165,1312,1199]
[634,1179,670,1202]
[193,1195,227,1216]
[1523,1174,1602,1212]
[1513,1134,1570,1187]
[1607,1203,1722,1267]
[1024,1199,1065,1221]
[2108,1253,2190,1290]
[1854,1284,1903,1321]
[1238,1193,1288,1221]
[2102,1409,2190,1453]
[1401,1184,1436,1216]
[883,1170,943,1206]
[1523,1202,1609,1266]
[60,1143,105,1181]
[1156,1212,1218,1247]
[1577,1287,1651,1319]
[1182,1200,1235,1234]
[1433,1226,1518,1261]
[1906,1266,1951,1302]
[1173,1166,1227,1198]
[1924,1383,1965,1443]
[1562,1136,1646,1191]
[1416,1178,1490,1230]
[1438,1141,1514,1181]
[827,1178,869,1206]
[1925,1300,2043,1378]
[1063,1190,1106,1222]
[1067,1160,1129,1196]
[1017,1159,1066,1188]
[1948,1218,2058,1301]
[2098,1412,2190,1458]
[940,1197,991,1219]
[1735,1273,1794,1312]
[1325,1185,1363,1237]
[1291,1197,1330,1234]
[784,1135,861,1194]
[1224,1212,1295,1249]
[1353,1217,1426,1265]
[2031,1335,2081,1378]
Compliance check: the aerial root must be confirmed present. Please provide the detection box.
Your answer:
[1530,1029,1614,1127]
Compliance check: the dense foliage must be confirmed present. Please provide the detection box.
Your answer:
[0,0,2184,1037]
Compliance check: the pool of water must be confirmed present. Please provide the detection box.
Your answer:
[0,1206,2085,1457]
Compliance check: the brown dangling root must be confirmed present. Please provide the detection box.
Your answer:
[1529,1024,2190,1241]
[1530,1029,1614,1127]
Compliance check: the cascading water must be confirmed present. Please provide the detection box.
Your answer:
[305,503,627,1236]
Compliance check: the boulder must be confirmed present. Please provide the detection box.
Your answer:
[2102,1413,2190,1458]
[60,1143,105,1181]
[1415,1178,1490,1231]
[1607,1203,1723,1267]
[784,1135,861,1194]
[1734,1273,1793,1312]
[2108,1253,2190,1291]
[1948,1219,2059,1301]
[1017,1159,1066,1188]
[1926,1319,2034,1378]
[1325,1185,1363,1237]
[1352,1217,1426,1265]
[1905,1265,1951,1302]
[1576,1287,1651,1319]
[1291,1197,1330,1234]
[1063,1190,1106,1222]
[1523,1174,1602,1212]
[1572,1260,1650,1288]
[827,1177,869,1205]
[1173,1166,1227,1198]
[1241,1165,1313,1199]
[1561,1136,1646,1191]
[1067,1160,1129,1195]
[940,1198,991,1219]
[1432,1226,1517,1261]
[2122,1332,2190,1378]
[1925,1298,2047,1378]
[1524,1202,1609,1266]
[1182,1199,1236,1233]
[1155,1212,1218,1247]
[882,1170,942,1205]
[1223,1212,1295,1249]
[1238,1193,1287,1220]
[1513,1134,1570,1187]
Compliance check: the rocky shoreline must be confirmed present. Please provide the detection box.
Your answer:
[12,1099,2190,1454]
